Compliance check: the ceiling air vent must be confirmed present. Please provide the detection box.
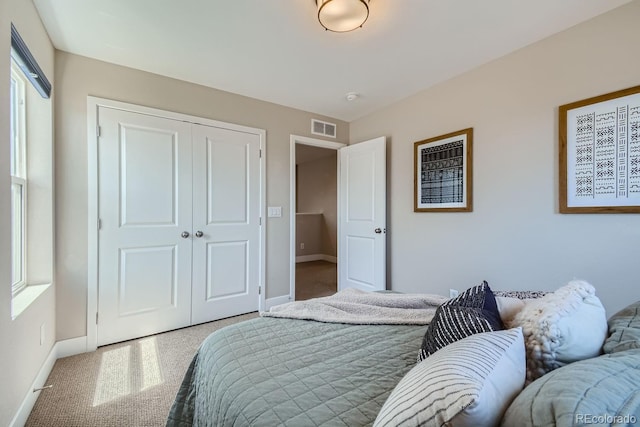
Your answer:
[311,119,336,138]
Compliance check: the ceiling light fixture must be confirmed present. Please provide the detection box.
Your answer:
[316,0,370,33]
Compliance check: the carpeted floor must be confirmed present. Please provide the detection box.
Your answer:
[295,260,337,301]
[26,312,259,427]
[26,264,336,426]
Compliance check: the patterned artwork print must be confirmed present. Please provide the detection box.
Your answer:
[631,106,640,195]
[420,140,464,204]
[570,93,640,205]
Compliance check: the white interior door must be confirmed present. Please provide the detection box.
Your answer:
[97,107,193,346]
[190,124,261,324]
[338,137,386,292]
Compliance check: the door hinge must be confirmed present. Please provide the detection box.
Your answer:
[96,312,99,324]
[259,149,262,158]
[96,125,101,137]
[98,218,102,230]
[259,286,262,295]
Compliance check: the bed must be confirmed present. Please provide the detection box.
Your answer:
[166,317,425,426]
[166,284,640,427]
[166,289,447,427]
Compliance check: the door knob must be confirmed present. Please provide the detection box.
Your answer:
[195,231,204,238]
[374,228,382,234]
[181,231,190,238]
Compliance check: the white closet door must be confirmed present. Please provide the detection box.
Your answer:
[338,136,387,292]
[97,107,193,346]
[191,124,261,324]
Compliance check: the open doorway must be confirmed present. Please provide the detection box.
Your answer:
[289,136,346,301]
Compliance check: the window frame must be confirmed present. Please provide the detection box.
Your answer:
[10,58,27,296]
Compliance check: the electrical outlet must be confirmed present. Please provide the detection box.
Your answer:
[40,323,45,346]
[449,289,459,298]
[300,243,305,250]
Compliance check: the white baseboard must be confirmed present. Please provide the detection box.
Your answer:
[265,295,292,310]
[56,336,88,359]
[9,336,89,427]
[296,254,337,263]
[10,343,57,427]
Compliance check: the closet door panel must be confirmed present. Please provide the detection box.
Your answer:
[207,139,248,223]
[97,107,193,346]
[191,124,261,324]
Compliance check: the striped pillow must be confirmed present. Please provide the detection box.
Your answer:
[374,328,526,427]
[418,281,503,361]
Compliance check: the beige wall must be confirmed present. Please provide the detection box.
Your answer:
[296,154,338,257]
[296,214,324,257]
[0,0,56,424]
[54,52,348,340]
[350,1,640,316]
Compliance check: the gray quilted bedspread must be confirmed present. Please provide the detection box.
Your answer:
[166,317,425,427]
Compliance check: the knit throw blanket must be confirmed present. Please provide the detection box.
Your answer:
[261,288,448,325]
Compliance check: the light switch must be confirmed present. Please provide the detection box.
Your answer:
[268,206,282,217]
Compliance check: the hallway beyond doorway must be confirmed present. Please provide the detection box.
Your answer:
[295,261,337,300]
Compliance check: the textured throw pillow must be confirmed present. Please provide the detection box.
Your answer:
[375,328,526,427]
[508,280,608,384]
[603,300,640,354]
[502,350,640,427]
[418,281,503,361]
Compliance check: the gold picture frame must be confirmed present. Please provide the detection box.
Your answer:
[414,128,473,212]
[559,85,640,213]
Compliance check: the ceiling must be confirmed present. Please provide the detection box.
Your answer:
[33,0,629,122]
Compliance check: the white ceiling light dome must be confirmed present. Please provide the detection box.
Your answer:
[317,0,370,32]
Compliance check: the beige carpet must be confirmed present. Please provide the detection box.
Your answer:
[26,264,334,426]
[295,260,337,301]
[26,312,259,427]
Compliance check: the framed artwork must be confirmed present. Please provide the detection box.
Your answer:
[414,128,473,212]
[559,85,640,213]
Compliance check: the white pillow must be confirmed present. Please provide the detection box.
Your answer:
[374,328,525,427]
[495,296,525,324]
[507,280,608,384]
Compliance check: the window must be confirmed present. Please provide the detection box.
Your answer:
[9,24,53,316]
[10,60,26,295]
